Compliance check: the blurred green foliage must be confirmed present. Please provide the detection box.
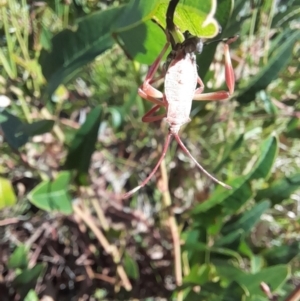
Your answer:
[0,0,300,300]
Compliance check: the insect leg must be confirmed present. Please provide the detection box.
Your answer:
[138,87,165,106]
[223,36,238,95]
[122,132,173,199]
[142,104,167,123]
[193,35,238,100]
[142,42,170,88]
[138,42,170,106]
[193,76,230,101]
[174,134,231,189]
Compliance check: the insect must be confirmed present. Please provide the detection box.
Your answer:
[123,31,238,199]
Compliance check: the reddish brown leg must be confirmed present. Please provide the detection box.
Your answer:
[138,88,164,107]
[193,36,238,101]
[142,104,166,123]
[138,42,171,119]
[174,134,231,189]
[123,132,173,199]
[224,36,238,95]
[138,42,170,104]
[123,44,172,199]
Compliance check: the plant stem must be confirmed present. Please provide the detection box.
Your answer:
[19,95,32,123]
[263,0,276,64]
[85,186,110,232]
[0,48,14,78]
[1,6,17,78]
[73,202,132,291]
[160,157,183,299]
[21,0,29,51]
[41,108,65,143]
[8,0,30,62]
[63,3,69,28]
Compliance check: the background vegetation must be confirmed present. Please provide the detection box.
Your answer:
[0,0,299,300]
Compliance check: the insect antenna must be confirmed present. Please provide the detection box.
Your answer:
[123,132,173,199]
[173,134,231,189]
[204,35,239,46]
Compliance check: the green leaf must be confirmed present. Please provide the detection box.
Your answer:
[193,135,277,215]
[8,245,29,270]
[225,0,247,36]
[260,91,278,115]
[39,0,223,91]
[284,117,300,139]
[268,27,294,57]
[40,24,53,51]
[214,229,244,249]
[251,255,263,274]
[237,29,300,104]
[249,135,278,181]
[246,296,267,301]
[116,0,219,38]
[115,0,158,31]
[117,20,167,64]
[262,241,300,265]
[0,113,8,123]
[0,110,28,149]
[216,264,290,296]
[239,240,254,258]
[123,252,139,280]
[183,264,212,285]
[39,6,125,95]
[64,106,102,183]
[221,200,270,236]
[271,6,300,28]
[13,264,45,299]
[195,283,225,300]
[0,177,17,209]
[24,290,39,301]
[214,133,244,173]
[106,106,124,129]
[192,175,252,214]
[17,120,55,137]
[28,171,73,214]
[256,173,300,205]
[237,265,290,296]
[118,0,223,64]
[94,289,108,299]
[184,242,243,264]
[215,263,246,281]
[222,281,247,300]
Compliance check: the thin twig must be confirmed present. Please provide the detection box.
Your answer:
[160,158,182,288]
[41,108,65,143]
[83,186,110,232]
[73,202,132,291]
[0,218,19,226]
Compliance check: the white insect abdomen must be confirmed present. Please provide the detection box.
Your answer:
[164,53,198,133]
